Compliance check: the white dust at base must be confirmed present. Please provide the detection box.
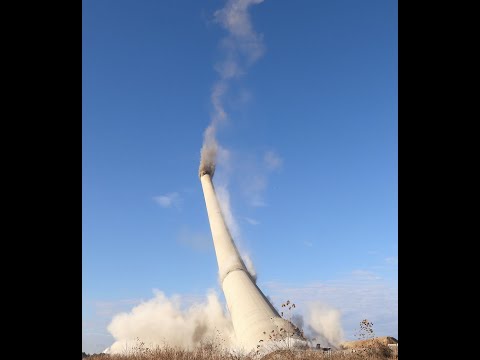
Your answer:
[103,291,345,354]
[104,290,235,354]
[304,302,344,347]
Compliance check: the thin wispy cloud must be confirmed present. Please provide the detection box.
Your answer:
[262,271,398,341]
[244,217,260,225]
[177,227,211,252]
[264,150,283,171]
[246,174,268,207]
[250,199,267,207]
[92,299,144,317]
[239,150,283,207]
[351,269,382,281]
[385,256,398,265]
[153,192,181,209]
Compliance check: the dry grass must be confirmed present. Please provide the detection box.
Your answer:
[84,342,397,360]
[83,314,397,360]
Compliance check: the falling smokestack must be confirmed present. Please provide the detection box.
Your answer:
[199,169,306,352]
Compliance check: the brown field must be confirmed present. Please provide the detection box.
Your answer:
[83,342,397,360]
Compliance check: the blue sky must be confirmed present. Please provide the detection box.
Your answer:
[83,0,397,353]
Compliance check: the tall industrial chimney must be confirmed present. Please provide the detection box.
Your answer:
[199,166,305,352]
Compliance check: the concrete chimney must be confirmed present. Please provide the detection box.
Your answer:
[199,171,305,352]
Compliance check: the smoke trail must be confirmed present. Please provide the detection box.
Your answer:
[199,124,219,178]
[104,290,236,354]
[199,0,264,280]
[199,0,265,177]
